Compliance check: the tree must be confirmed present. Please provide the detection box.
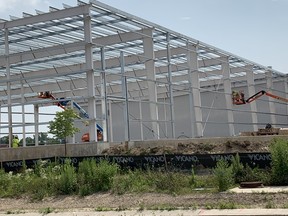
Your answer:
[48,108,80,143]
[38,132,48,145]
[0,135,9,144]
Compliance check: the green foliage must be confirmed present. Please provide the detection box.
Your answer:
[39,207,54,215]
[0,136,8,144]
[112,169,152,195]
[112,169,198,195]
[57,159,77,194]
[269,139,288,185]
[231,153,244,183]
[218,201,237,209]
[0,156,275,200]
[48,108,80,141]
[213,160,234,192]
[78,159,119,196]
[152,171,183,193]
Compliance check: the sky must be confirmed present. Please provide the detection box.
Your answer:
[0,0,287,138]
[0,0,287,73]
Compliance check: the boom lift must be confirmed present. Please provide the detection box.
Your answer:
[38,91,103,142]
[232,90,288,105]
[232,90,288,136]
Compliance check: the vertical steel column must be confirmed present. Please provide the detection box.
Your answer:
[21,81,26,147]
[187,43,203,137]
[84,12,97,141]
[166,33,175,138]
[139,98,144,141]
[34,104,39,146]
[4,29,12,147]
[222,57,235,136]
[266,68,276,125]
[68,87,75,144]
[108,100,113,142]
[121,51,130,141]
[163,97,168,137]
[246,67,258,132]
[100,47,108,142]
[285,77,288,117]
[143,29,159,139]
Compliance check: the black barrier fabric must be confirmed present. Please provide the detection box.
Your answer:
[1,152,272,172]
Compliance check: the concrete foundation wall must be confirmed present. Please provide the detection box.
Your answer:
[0,142,111,162]
[2,135,288,162]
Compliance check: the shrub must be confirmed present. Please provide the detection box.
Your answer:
[112,169,158,194]
[231,153,244,184]
[270,139,288,185]
[78,159,119,195]
[57,159,77,194]
[213,160,234,192]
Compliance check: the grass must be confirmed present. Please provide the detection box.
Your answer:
[95,207,114,211]
[39,207,54,215]
[0,157,269,199]
[1,148,288,212]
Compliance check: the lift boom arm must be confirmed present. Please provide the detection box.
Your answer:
[245,90,288,104]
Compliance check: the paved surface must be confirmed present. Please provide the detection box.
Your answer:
[1,209,288,216]
[230,186,288,193]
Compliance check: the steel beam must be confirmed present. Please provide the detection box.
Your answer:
[167,33,175,138]
[0,5,91,29]
[0,28,152,67]
[266,68,276,125]
[246,66,258,131]
[222,57,235,136]
[121,51,130,141]
[143,29,159,139]
[84,12,97,142]
[187,43,203,137]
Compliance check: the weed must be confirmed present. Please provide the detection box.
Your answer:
[213,160,234,192]
[138,203,145,211]
[265,201,276,209]
[205,203,214,210]
[57,159,77,194]
[116,205,127,211]
[218,201,237,209]
[231,153,244,183]
[270,139,288,185]
[39,207,54,215]
[95,206,113,211]
[78,159,119,195]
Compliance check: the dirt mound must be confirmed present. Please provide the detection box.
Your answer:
[101,139,270,155]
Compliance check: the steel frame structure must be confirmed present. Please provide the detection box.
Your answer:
[0,0,287,146]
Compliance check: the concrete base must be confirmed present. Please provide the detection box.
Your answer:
[1,135,288,162]
[0,142,112,162]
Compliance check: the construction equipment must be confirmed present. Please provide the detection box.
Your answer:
[232,90,288,136]
[38,91,103,142]
[232,90,288,105]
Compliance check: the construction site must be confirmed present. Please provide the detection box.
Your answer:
[1,0,288,162]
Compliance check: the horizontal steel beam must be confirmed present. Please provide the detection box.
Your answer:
[0,4,91,29]
[0,28,152,67]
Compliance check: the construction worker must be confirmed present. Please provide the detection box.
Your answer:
[232,90,240,103]
[12,135,19,148]
[240,91,245,104]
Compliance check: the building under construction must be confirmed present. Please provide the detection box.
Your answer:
[0,0,287,147]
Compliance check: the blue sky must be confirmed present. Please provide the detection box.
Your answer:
[0,0,287,138]
[0,0,287,73]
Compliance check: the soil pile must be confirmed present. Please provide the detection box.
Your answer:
[101,139,271,155]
